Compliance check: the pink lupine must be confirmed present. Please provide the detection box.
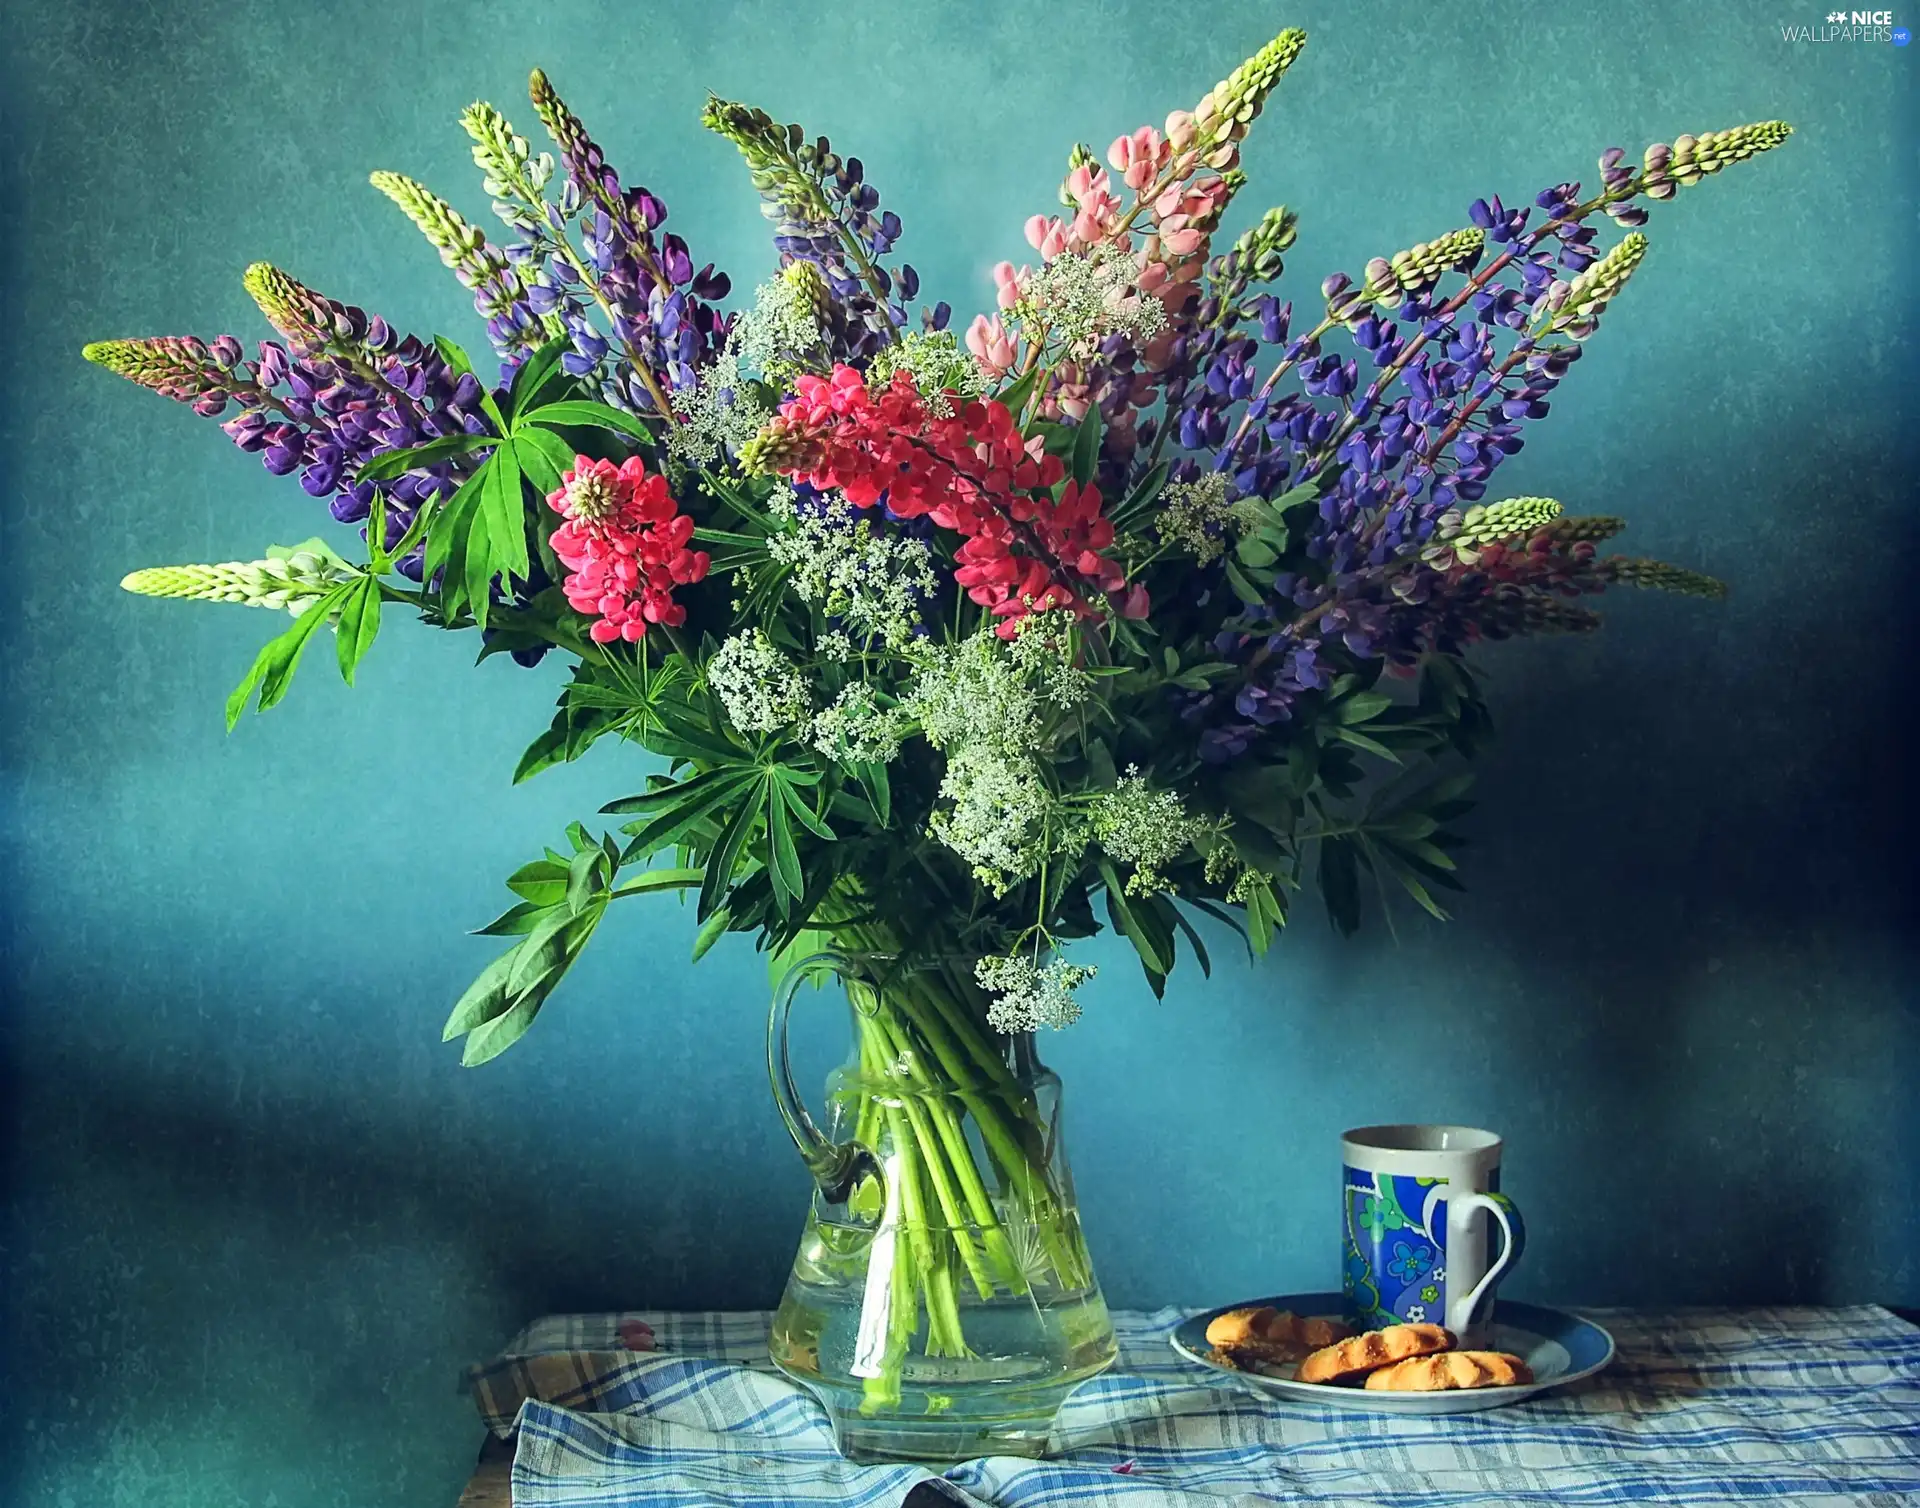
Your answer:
[1108,126,1169,191]
[992,261,1027,311]
[1024,214,1071,262]
[965,312,1018,377]
[547,454,709,644]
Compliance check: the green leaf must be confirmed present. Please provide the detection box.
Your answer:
[506,905,581,998]
[1109,459,1170,531]
[1245,878,1276,956]
[766,786,804,911]
[353,433,496,484]
[1168,903,1212,977]
[1336,691,1394,724]
[1223,557,1266,607]
[1069,404,1103,487]
[1329,725,1400,762]
[855,762,890,827]
[1319,835,1363,937]
[441,949,519,1040]
[434,336,477,382]
[459,994,542,1066]
[691,906,732,961]
[224,585,349,730]
[776,777,837,841]
[699,785,765,921]
[333,576,382,685]
[512,425,577,497]
[565,845,604,916]
[462,500,495,629]
[520,399,655,441]
[609,866,703,898]
[506,336,570,420]
[424,466,487,618]
[483,443,530,583]
[474,900,552,937]
[994,365,1040,421]
[505,859,569,906]
[1234,536,1278,568]
[1100,860,1173,978]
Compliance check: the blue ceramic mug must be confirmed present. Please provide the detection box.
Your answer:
[1342,1124,1526,1338]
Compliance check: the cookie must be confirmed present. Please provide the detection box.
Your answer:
[1296,1322,1456,1385]
[1204,1307,1354,1365]
[1362,1350,1534,1392]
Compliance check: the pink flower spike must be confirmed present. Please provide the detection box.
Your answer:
[1024,214,1051,250]
[1165,110,1197,150]
[965,313,1017,376]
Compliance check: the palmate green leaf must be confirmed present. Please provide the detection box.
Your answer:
[482,442,531,584]
[474,900,549,936]
[424,466,488,620]
[334,576,382,685]
[610,866,703,899]
[512,424,577,498]
[506,336,571,420]
[224,582,354,730]
[993,365,1041,421]
[1099,859,1174,985]
[441,949,520,1040]
[1223,557,1267,607]
[459,993,542,1066]
[621,768,759,863]
[1168,903,1212,978]
[854,762,890,827]
[766,785,804,912]
[775,775,836,842]
[1328,724,1400,762]
[505,858,570,905]
[1108,458,1170,532]
[434,336,477,382]
[353,433,496,484]
[691,906,732,961]
[1335,691,1394,724]
[700,783,766,922]
[519,399,654,442]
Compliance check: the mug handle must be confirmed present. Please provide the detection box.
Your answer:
[1446,1190,1526,1334]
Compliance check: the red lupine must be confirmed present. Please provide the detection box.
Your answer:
[547,454,710,644]
[752,365,1142,636]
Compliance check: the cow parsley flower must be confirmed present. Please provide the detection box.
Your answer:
[810,682,909,764]
[910,618,1085,758]
[668,273,825,465]
[1155,473,1238,563]
[767,487,937,650]
[928,747,1056,894]
[1092,769,1205,893]
[707,629,811,733]
[865,329,988,416]
[1014,249,1166,360]
[975,953,1098,1033]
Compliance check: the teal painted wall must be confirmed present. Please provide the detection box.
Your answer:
[2,1,1913,1503]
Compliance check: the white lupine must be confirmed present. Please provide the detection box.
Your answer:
[707,629,811,733]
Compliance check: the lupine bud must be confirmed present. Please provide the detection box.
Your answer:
[1541,514,1627,544]
[243,263,370,357]
[83,337,231,401]
[461,101,551,204]
[1601,557,1729,598]
[1362,227,1485,304]
[1639,121,1791,194]
[370,172,487,272]
[121,552,357,614]
[780,259,834,327]
[1548,232,1647,336]
[1060,143,1099,208]
[1193,28,1308,148]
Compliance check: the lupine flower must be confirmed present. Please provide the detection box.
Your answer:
[121,550,356,615]
[742,364,1134,634]
[545,454,709,642]
[1545,232,1648,337]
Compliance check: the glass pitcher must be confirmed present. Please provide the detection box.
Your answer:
[765,951,1117,1462]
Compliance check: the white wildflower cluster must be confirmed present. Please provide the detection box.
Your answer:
[1154,472,1264,564]
[1092,769,1206,894]
[1016,250,1167,360]
[707,629,812,734]
[927,749,1060,894]
[864,329,989,416]
[975,953,1098,1034]
[909,625,1091,893]
[668,274,824,465]
[810,682,909,765]
[766,488,938,651]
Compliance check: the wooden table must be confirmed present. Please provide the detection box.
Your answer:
[455,1436,513,1508]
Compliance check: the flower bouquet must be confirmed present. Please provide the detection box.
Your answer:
[92,23,1786,1460]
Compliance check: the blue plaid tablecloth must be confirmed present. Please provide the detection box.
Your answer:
[466,1306,1920,1506]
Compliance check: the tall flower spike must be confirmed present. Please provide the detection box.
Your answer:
[1601,557,1729,599]
[1433,496,1564,563]
[83,337,239,402]
[1548,232,1647,336]
[1361,227,1486,305]
[1642,121,1793,195]
[121,551,356,614]
[242,262,378,359]
[1191,28,1308,155]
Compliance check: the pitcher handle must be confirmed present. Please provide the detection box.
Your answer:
[767,950,883,1206]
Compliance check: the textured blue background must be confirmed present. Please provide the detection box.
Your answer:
[2,1,1914,1503]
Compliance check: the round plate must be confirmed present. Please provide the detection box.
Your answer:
[1171,1292,1615,1415]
